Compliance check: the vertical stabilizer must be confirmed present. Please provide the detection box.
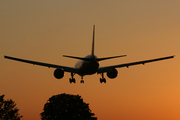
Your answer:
[91,25,95,56]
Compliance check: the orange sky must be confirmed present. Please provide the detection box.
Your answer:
[1,1,180,120]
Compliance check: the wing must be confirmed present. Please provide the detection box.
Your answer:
[4,56,79,73]
[97,55,174,73]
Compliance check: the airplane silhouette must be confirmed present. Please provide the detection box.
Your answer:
[4,25,174,83]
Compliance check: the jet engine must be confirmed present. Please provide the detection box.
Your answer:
[106,68,118,79]
[54,68,64,79]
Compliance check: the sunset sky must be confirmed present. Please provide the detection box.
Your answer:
[1,0,180,120]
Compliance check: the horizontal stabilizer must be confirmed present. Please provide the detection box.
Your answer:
[63,55,91,61]
[97,55,127,61]
[63,55,127,61]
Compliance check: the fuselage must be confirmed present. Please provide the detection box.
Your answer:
[75,55,99,76]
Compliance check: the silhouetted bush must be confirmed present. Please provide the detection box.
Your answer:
[40,93,97,120]
[0,95,22,120]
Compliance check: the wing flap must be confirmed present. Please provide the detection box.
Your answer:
[4,56,79,73]
[97,55,174,73]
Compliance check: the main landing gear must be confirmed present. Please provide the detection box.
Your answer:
[69,73,76,83]
[80,76,84,83]
[100,73,106,83]
[69,73,85,83]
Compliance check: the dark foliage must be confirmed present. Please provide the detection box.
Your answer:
[40,93,97,120]
[0,95,22,120]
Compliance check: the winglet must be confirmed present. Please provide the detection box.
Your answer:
[91,25,95,56]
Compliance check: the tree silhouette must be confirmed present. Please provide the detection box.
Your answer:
[40,93,97,120]
[0,95,22,120]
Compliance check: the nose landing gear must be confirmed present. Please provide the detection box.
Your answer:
[100,73,106,83]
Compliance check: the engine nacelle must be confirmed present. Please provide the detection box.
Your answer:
[106,68,118,79]
[54,68,64,79]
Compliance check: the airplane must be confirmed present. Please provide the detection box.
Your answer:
[4,25,174,83]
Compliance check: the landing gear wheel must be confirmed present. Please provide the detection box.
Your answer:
[100,78,103,83]
[72,78,76,83]
[69,73,76,83]
[100,73,106,83]
[100,78,106,83]
[69,78,76,83]
[80,80,84,83]
[103,78,106,83]
[80,76,84,83]
[69,78,72,83]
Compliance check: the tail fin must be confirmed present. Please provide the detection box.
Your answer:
[91,25,95,56]
[63,25,127,62]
